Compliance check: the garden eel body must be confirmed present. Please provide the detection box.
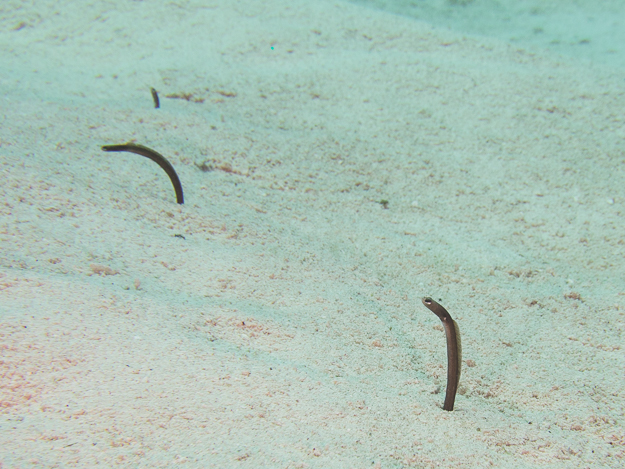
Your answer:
[101,143,184,204]
[150,87,160,108]
[421,297,462,411]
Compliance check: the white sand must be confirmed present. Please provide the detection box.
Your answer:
[1,0,624,467]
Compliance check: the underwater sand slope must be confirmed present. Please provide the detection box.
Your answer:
[1,0,624,467]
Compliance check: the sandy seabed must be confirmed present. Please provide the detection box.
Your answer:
[1,0,624,467]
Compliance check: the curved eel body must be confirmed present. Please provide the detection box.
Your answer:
[101,143,184,204]
[421,297,462,411]
[150,87,160,108]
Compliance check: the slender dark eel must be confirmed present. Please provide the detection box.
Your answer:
[101,143,184,204]
[150,87,160,109]
[421,297,462,411]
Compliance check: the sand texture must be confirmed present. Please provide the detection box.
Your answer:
[1,0,624,467]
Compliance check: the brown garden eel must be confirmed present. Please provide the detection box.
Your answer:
[422,297,461,411]
[101,143,184,204]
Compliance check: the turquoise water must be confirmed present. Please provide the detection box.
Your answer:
[350,0,625,70]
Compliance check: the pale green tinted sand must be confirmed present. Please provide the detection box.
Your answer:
[1,1,624,467]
